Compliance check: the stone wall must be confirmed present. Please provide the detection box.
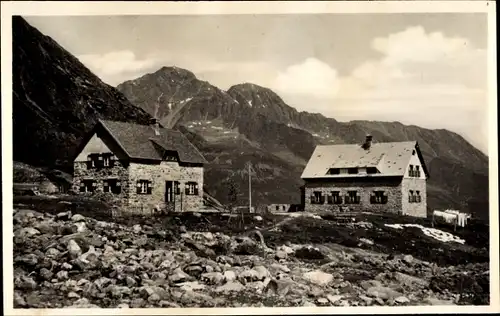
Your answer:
[127,161,204,213]
[401,178,427,218]
[72,160,130,205]
[303,178,403,214]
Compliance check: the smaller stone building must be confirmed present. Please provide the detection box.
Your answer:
[72,119,207,213]
[301,135,429,218]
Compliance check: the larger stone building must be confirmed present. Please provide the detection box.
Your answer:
[301,135,429,218]
[72,119,207,213]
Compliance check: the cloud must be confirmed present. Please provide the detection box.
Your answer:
[271,26,488,153]
[272,58,340,98]
[77,50,160,85]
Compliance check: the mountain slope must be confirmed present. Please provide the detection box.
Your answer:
[118,68,489,219]
[13,16,153,170]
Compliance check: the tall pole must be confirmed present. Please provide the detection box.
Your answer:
[248,162,252,213]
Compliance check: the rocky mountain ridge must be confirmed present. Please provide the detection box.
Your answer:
[117,68,489,219]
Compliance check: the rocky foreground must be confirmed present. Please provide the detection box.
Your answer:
[13,208,489,308]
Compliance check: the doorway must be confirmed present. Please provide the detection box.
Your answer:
[165,181,175,212]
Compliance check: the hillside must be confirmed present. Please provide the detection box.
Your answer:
[12,16,153,171]
[117,68,489,219]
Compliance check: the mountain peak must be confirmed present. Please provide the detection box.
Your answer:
[153,66,197,80]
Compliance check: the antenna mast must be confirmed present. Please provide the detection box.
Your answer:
[248,162,252,213]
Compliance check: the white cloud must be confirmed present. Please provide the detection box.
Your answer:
[271,26,488,152]
[77,50,160,85]
[272,58,340,98]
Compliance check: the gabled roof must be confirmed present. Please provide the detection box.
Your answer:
[301,141,429,179]
[94,119,207,164]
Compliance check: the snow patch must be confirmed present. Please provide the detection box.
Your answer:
[384,224,465,244]
[247,100,253,107]
[312,133,319,137]
[211,126,223,130]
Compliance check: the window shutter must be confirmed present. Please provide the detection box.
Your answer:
[310,196,314,204]
[185,185,189,195]
[136,182,141,194]
[175,182,180,195]
[194,183,199,195]
[147,181,152,194]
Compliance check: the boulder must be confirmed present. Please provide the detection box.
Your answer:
[71,214,86,222]
[67,240,82,259]
[215,281,245,294]
[303,270,334,286]
[366,286,402,300]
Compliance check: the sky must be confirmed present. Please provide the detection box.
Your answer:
[24,13,489,154]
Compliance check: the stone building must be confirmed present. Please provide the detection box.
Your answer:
[300,135,429,218]
[72,119,207,213]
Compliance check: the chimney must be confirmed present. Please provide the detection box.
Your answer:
[362,134,373,150]
[152,118,160,136]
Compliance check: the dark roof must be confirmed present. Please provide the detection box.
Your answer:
[98,119,207,164]
[301,141,429,179]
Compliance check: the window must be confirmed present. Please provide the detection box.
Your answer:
[415,190,422,203]
[311,191,324,204]
[80,179,96,193]
[415,166,421,177]
[185,182,199,195]
[87,154,98,169]
[276,205,280,211]
[345,191,360,204]
[370,191,388,204]
[103,179,121,194]
[367,167,378,174]
[327,168,340,175]
[102,153,114,168]
[348,168,358,174]
[412,150,416,155]
[283,205,286,211]
[173,181,181,195]
[327,191,342,204]
[136,180,152,194]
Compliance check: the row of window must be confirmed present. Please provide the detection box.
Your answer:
[327,167,378,175]
[409,190,422,203]
[79,179,199,196]
[87,153,115,169]
[80,178,121,194]
[310,190,423,205]
[86,152,178,170]
[310,190,388,205]
[408,165,421,178]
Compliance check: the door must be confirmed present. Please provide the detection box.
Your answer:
[165,181,175,212]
